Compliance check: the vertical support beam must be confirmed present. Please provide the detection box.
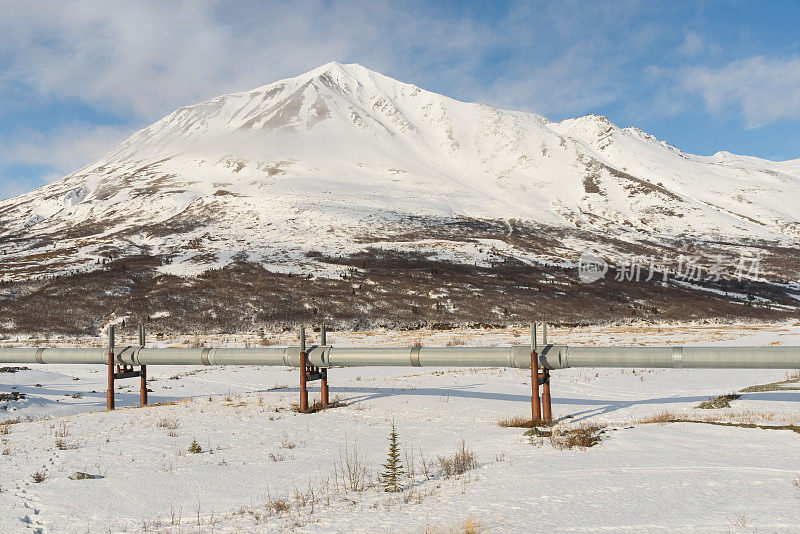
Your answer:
[530,323,541,423]
[320,369,328,407]
[299,326,308,413]
[320,325,328,407]
[541,321,552,425]
[106,326,115,411]
[541,369,552,425]
[139,324,148,407]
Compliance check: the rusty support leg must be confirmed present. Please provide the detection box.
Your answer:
[530,323,541,423]
[139,324,147,407]
[106,326,115,411]
[140,365,148,406]
[321,368,329,407]
[541,369,552,425]
[531,350,541,423]
[300,352,308,413]
[107,356,115,410]
[299,326,308,413]
[320,324,328,407]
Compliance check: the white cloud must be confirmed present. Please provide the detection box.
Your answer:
[0,176,54,201]
[482,46,622,117]
[475,2,657,117]
[0,124,132,175]
[0,1,488,119]
[0,124,132,200]
[683,55,800,128]
[0,0,657,123]
[678,32,704,56]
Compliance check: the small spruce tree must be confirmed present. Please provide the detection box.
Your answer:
[380,420,405,492]
[188,437,202,454]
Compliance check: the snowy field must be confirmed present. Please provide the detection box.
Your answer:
[1,322,800,533]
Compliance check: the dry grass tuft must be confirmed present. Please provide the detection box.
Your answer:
[157,417,179,430]
[423,516,481,533]
[333,440,369,493]
[784,369,800,380]
[259,332,278,347]
[438,440,477,478]
[539,423,605,450]
[729,512,748,527]
[637,408,800,427]
[637,410,678,424]
[279,433,296,450]
[524,422,605,451]
[292,395,347,414]
[55,438,78,450]
[266,496,290,515]
[54,422,68,438]
[559,424,603,450]
[636,409,800,434]
[497,415,547,428]
[31,470,46,483]
[462,516,479,534]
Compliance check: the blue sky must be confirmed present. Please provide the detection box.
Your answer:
[2,0,800,200]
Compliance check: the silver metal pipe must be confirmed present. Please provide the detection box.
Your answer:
[0,344,799,369]
[560,345,800,369]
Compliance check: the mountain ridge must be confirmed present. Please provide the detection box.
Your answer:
[1,62,799,334]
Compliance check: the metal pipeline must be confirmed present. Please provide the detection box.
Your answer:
[1,345,799,369]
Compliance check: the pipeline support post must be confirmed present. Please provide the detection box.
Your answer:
[541,369,552,425]
[539,322,553,425]
[106,324,148,410]
[299,326,308,413]
[106,326,115,410]
[298,324,330,412]
[300,325,330,412]
[320,325,329,407]
[139,324,148,407]
[530,323,541,423]
[530,322,553,425]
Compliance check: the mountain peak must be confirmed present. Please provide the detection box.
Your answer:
[309,61,365,76]
[2,62,800,289]
[269,62,386,93]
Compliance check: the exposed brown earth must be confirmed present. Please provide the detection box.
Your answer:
[1,241,797,337]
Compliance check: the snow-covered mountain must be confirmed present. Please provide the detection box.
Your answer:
[2,62,800,283]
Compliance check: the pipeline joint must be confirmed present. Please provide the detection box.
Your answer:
[410,347,421,367]
[672,347,683,368]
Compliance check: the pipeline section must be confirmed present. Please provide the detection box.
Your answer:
[1,345,800,369]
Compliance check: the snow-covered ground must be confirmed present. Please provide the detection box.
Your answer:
[1,323,799,532]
